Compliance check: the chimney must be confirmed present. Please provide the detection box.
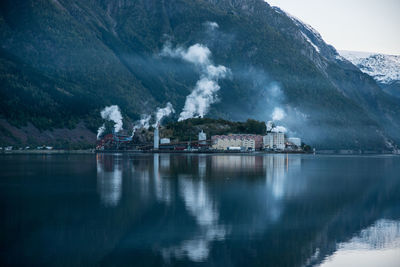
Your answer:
[154,124,159,150]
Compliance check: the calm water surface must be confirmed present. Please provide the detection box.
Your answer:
[1,153,400,266]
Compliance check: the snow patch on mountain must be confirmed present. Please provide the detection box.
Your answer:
[301,32,320,53]
[272,6,322,54]
[340,51,400,84]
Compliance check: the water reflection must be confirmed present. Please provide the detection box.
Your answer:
[89,154,400,266]
[154,154,173,204]
[96,154,122,207]
[320,219,400,267]
[162,175,226,262]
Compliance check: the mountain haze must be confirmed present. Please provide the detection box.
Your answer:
[1,0,399,149]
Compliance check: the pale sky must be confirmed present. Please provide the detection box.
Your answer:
[266,0,400,55]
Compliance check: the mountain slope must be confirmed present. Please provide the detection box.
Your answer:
[0,0,399,149]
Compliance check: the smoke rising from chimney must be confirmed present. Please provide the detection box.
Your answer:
[97,105,123,139]
[131,114,151,137]
[153,102,175,127]
[160,42,229,121]
[97,124,106,140]
[131,102,175,137]
[266,120,287,133]
[272,125,287,133]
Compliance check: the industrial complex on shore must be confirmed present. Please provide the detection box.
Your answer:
[95,123,304,153]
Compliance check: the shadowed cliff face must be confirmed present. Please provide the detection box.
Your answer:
[1,0,399,149]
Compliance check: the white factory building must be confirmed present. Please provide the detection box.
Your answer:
[211,134,263,151]
[263,132,285,150]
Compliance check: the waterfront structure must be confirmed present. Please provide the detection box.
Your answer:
[287,137,301,147]
[154,125,159,149]
[160,138,170,144]
[263,132,285,150]
[211,134,263,151]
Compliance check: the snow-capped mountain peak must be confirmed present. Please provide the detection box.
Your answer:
[339,51,400,84]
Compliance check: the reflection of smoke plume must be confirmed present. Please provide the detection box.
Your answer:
[97,105,123,138]
[272,107,286,121]
[153,102,175,127]
[131,114,151,137]
[162,175,226,262]
[161,43,229,121]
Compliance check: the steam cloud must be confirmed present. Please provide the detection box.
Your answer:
[266,121,287,133]
[97,105,123,139]
[97,124,106,140]
[131,114,151,137]
[131,102,175,137]
[272,126,287,133]
[161,43,229,121]
[204,21,219,30]
[266,107,288,133]
[272,107,286,121]
[153,102,175,127]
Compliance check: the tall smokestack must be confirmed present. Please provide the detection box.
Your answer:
[154,124,159,150]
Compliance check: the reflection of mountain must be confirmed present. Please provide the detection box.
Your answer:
[339,219,400,250]
[320,219,400,267]
[90,154,400,267]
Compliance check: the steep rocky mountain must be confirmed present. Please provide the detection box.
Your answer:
[340,51,400,98]
[1,0,399,149]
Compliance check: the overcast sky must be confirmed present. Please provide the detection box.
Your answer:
[266,0,400,55]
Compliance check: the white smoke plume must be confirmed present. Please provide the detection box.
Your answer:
[204,21,219,30]
[131,102,175,137]
[97,105,123,139]
[97,124,106,140]
[161,43,229,121]
[131,114,151,137]
[161,43,211,66]
[139,115,151,129]
[153,102,175,127]
[266,120,287,133]
[272,107,286,121]
[272,126,287,133]
[100,105,123,132]
[266,121,273,132]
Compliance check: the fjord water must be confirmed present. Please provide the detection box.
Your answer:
[1,154,399,266]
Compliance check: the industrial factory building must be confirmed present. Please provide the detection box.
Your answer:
[97,121,302,152]
[211,134,263,151]
[263,132,285,150]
